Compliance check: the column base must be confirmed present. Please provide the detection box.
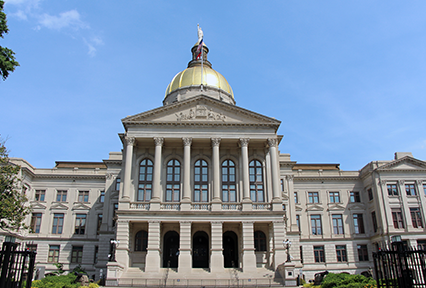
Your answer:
[271,202,283,211]
[145,249,161,273]
[210,250,224,273]
[180,201,191,211]
[242,249,257,273]
[211,202,222,211]
[242,201,252,211]
[149,200,161,211]
[178,250,192,273]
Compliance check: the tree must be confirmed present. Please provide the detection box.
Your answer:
[0,0,19,81]
[0,137,30,231]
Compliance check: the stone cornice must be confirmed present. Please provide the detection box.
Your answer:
[29,174,107,180]
[294,176,360,182]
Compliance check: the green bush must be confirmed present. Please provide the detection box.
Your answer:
[321,273,376,288]
[31,273,80,288]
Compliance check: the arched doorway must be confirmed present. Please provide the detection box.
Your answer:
[192,231,209,268]
[163,231,179,268]
[223,231,238,268]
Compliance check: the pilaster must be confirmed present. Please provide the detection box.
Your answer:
[145,221,161,273]
[272,220,286,270]
[115,220,130,270]
[210,221,224,273]
[178,221,192,272]
[242,221,257,272]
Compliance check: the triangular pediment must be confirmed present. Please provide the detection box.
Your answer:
[327,203,346,211]
[377,156,426,171]
[50,202,69,210]
[295,204,303,212]
[72,202,91,211]
[348,203,366,211]
[306,204,324,211]
[31,202,47,210]
[122,96,281,128]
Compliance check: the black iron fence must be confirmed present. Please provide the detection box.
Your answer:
[373,244,426,288]
[0,242,36,288]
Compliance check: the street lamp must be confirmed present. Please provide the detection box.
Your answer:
[283,239,291,262]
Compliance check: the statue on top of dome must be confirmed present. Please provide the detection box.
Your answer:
[197,24,203,42]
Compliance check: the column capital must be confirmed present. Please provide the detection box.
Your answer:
[125,136,136,146]
[398,180,405,185]
[379,180,387,186]
[242,221,254,225]
[179,221,192,225]
[267,138,278,148]
[211,221,223,225]
[416,180,423,185]
[211,138,221,147]
[154,137,164,146]
[239,138,250,147]
[182,137,192,146]
[286,175,294,181]
[148,220,161,224]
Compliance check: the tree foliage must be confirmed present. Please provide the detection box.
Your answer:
[321,273,376,288]
[0,0,19,80]
[0,137,30,231]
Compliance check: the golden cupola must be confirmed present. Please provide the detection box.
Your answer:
[163,40,235,106]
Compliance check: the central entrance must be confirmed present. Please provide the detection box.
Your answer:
[223,231,238,268]
[163,231,179,268]
[192,231,209,268]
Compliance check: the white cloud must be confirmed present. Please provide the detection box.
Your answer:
[38,10,88,31]
[84,36,104,57]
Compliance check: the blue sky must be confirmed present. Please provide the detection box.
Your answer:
[1,1,426,170]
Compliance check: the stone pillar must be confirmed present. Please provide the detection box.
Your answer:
[178,221,192,272]
[272,221,286,270]
[417,180,426,224]
[242,221,257,272]
[211,138,222,211]
[151,137,164,211]
[115,220,130,270]
[268,138,282,211]
[398,180,412,230]
[145,221,161,273]
[181,138,192,211]
[240,138,252,211]
[287,175,299,232]
[210,221,224,273]
[123,136,135,201]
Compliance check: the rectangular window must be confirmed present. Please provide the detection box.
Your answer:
[308,192,319,203]
[31,213,42,233]
[115,178,121,191]
[100,191,105,203]
[113,203,118,227]
[48,245,60,263]
[336,245,347,262]
[294,192,298,204]
[310,215,322,235]
[410,207,423,228]
[387,184,398,196]
[329,192,340,203]
[94,246,99,264]
[417,240,426,250]
[296,215,300,232]
[97,214,103,234]
[332,214,344,234]
[56,190,67,202]
[26,244,37,252]
[78,191,89,202]
[372,211,378,232]
[392,208,405,229]
[314,246,325,263]
[281,179,284,191]
[353,214,365,234]
[368,188,373,200]
[406,184,417,196]
[357,244,369,261]
[300,246,303,264]
[75,214,87,235]
[35,190,45,201]
[52,213,64,234]
[71,246,83,263]
[350,191,360,202]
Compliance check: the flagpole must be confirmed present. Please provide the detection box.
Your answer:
[201,43,203,92]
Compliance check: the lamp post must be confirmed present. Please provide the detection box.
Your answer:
[283,239,291,262]
[109,239,120,262]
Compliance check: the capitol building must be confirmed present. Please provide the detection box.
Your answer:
[2,34,426,286]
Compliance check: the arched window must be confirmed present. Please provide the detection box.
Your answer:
[138,159,153,201]
[135,230,148,251]
[249,160,264,202]
[166,159,181,202]
[194,160,208,202]
[222,160,236,202]
[254,231,267,251]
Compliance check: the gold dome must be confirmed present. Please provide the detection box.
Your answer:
[165,65,234,99]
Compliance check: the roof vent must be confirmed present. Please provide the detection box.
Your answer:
[394,152,413,160]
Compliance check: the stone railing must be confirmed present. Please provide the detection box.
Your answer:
[129,202,150,210]
[160,204,181,211]
[191,203,211,211]
[222,204,242,211]
[252,203,271,210]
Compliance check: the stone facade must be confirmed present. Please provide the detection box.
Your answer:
[2,41,426,285]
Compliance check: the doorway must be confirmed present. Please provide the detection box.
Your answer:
[223,231,238,268]
[192,231,209,268]
[163,231,179,268]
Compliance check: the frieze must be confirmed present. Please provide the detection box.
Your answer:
[175,105,226,121]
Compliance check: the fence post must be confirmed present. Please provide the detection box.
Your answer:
[26,251,36,288]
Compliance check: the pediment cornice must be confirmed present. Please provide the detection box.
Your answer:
[72,202,91,211]
[50,202,69,210]
[306,204,324,211]
[327,203,346,211]
[376,156,426,171]
[30,202,47,210]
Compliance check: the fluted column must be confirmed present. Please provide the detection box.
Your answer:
[210,221,224,273]
[268,138,281,201]
[211,138,222,211]
[182,138,192,202]
[123,136,135,200]
[240,138,251,211]
[287,175,299,232]
[145,221,161,272]
[151,137,164,210]
[178,221,192,272]
[242,221,257,272]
